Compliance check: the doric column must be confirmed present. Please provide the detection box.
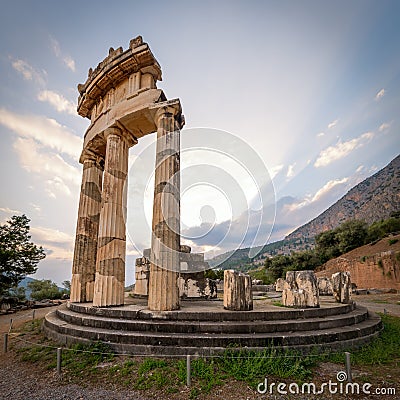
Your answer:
[70,152,104,303]
[93,127,129,307]
[148,106,182,311]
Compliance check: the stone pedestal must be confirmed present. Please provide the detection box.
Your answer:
[318,277,333,296]
[93,128,129,307]
[275,278,287,292]
[332,271,352,304]
[134,257,150,296]
[70,153,103,303]
[148,106,182,311]
[223,270,253,311]
[282,270,319,308]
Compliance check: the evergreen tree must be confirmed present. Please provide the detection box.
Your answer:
[0,215,46,295]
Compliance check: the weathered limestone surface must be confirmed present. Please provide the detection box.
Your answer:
[134,257,150,296]
[148,106,182,311]
[178,275,217,299]
[316,247,400,290]
[282,270,319,308]
[318,277,333,296]
[332,271,352,304]
[204,278,218,299]
[282,289,309,308]
[93,128,129,307]
[70,154,103,303]
[223,270,253,311]
[275,278,287,292]
[136,245,210,299]
[72,37,186,308]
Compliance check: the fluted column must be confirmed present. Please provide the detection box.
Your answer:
[70,152,103,303]
[93,127,129,307]
[148,106,181,311]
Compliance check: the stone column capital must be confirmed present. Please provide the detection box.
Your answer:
[104,123,138,147]
[152,100,185,129]
[104,126,123,140]
[80,149,104,169]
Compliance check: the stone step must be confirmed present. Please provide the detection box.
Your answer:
[67,300,356,322]
[44,325,382,356]
[56,304,368,334]
[44,310,382,351]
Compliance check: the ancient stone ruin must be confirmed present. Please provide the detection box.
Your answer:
[275,277,286,292]
[44,36,382,356]
[69,36,184,311]
[223,270,253,311]
[134,246,216,299]
[318,276,333,295]
[332,271,352,304]
[281,270,320,308]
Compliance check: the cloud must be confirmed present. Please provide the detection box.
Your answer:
[328,119,338,129]
[38,90,77,115]
[378,122,391,132]
[375,88,385,101]
[0,108,81,158]
[356,165,364,173]
[286,163,296,178]
[31,226,74,261]
[317,132,325,138]
[45,177,73,197]
[0,207,22,215]
[50,36,76,72]
[10,58,46,85]
[269,164,284,179]
[314,132,374,168]
[311,177,348,203]
[12,137,80,198]
[29,203,41,213]
[281,178,350,213]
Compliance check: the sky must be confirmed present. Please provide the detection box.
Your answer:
[0,0,399,285]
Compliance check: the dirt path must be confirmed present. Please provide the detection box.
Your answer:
[354,293,400,316]
[0,305,60,335]
[0,297,398,399]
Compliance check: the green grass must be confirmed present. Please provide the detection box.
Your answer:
[218,347,314,387]
[60,341,115,376]
[371,299,389,304]
[14,314,400,398]
[323,314,400,366]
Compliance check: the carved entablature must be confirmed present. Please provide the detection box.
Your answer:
[77,36,162,119]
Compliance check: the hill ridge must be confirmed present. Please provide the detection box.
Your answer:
[286,154,400,240]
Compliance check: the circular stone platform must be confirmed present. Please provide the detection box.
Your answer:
[44,297,382,356]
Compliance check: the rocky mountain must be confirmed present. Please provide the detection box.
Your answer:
[207,154,399,270]
[287,154,400,240]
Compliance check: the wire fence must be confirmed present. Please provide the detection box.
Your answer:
[2,308,354,386]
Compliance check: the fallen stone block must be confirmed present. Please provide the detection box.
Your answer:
[318,277,333,295]
[223,270,253,311]
[282,270,319,308]
[331,271,352,304]
[275,278,287,292]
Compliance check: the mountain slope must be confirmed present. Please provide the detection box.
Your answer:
[287,154,400,240]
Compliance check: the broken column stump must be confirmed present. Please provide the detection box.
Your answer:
[318,276,333,296]
[275,278,287,292]
[282,270,320,308]
[134,257,150,296]
[331,271,352,304]
[223,270,253,311]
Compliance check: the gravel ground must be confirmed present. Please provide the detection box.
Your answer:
[0,306,150,400]
[0,295,398,400]
[0,352,150,400]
